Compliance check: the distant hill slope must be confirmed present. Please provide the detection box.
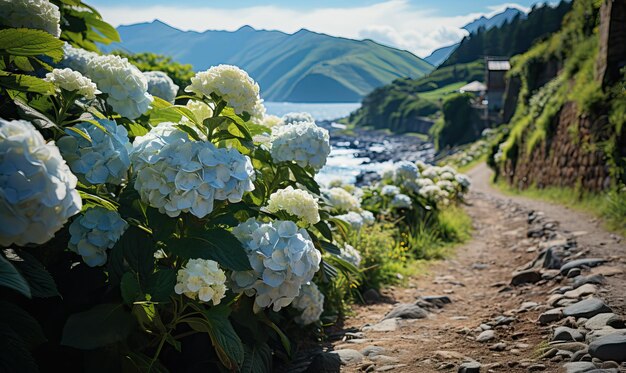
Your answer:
[463,7,525,34]
[101,21,433,102]
[424,45,458,67]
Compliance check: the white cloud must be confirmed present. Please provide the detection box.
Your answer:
[99,0,529,57]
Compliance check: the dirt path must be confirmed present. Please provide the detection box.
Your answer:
[326,163,626,373]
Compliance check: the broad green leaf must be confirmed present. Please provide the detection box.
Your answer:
[200,305,244,370]
[120,272,141,305]
[168,228,252,271]
[123,351,169,373]
[0,28,63,60]
[112,227,156,283]
[125,122,149,137]
[319,240,342,255]
[13,98,57,129]
[0,255,31,298]
[174,124,201,141]
[314,221,333,241]
[86,17,120,43]
[145,269,175,302]
[286,163,320,195]
[0,301,46,349]
[241,343,272,373]
[66,126,92,142]
[61,303,136,350]
[0,72,55,95]
[150,96,173,110]
[11,250,60,298]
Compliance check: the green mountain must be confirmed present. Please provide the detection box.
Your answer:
[101,21,433,102]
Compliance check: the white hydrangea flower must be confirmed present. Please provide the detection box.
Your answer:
[282,112,315,125]
[185,100,213,124]
[270,121,331,171]
[61,44,98,73]
[0,0,61,37]
[251,99,267,124]
[415,160,428,172]
[174,258,227,305]
[68,207,127,267]
[292,282,324,325]
[0,119,82,246]
[391,193,412,209]
[360,210,375,226]
[439,171,456,181]
[455,173,471,189]
[132,123,255,218]
[144,71,179,104]
[260,114,284,129]
[421,166,443,180]
[265,186,320,226]
[185,65,260,116]
[44,68,100,100]
[335,211,363,231]
[324,187,361,213]
[57,119,131,185]
[436,180,456,193]
[419,185,449,206]
[381,185,400,196]
[338,243,361,268]
[86,54,153,119]
[380,167,395,181]
[393,161,420,183]
[231,219,321,312]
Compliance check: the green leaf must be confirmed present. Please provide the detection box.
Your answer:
[168,228,251,271]
[112,227,156,283]
[120,272,141,305]
[13,98,57,129]
[150,96,173,109]
[286,163,320,195]
[145,269,176,302]
[11,250,60,298]
[125,122,149,137]
[66,126,92,143]
[0,301,46,349]
[0,324,39,373]
[313,221,333,241]
[0,255,31,298]
[0,28,64,60]
[123,352,169,373]
[319,240,342,255]
[174,124,201,141]
[61,304,136,350]
[0,72,55,95]
[241,343,272,373]
[87,17,121,43]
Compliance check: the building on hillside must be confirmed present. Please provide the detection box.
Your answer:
[486,59,510,114]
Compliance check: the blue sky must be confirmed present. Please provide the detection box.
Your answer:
[92,0,552,56]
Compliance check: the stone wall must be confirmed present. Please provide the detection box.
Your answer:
[501,102,612,191]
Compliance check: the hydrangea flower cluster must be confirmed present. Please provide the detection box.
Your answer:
[292,282,324,325]
[418,185,448,204]
[338,243,362,268]
[270,122,331,171]
[0,119,82,246]
[132,122,255,218]
[265,186,320,226]
[231,219,321,312]
[61,44,98,73]
[381,185,400,196]
[282,112,315,125]
[86,54,153,119]
[393,161,420,183]
[391,193,412,209]
[57,119,132,185]
[360,210,375,226]
[174,258,227,305]
[0,0,61,37]
[68,207,127,267]
[260,114,284,129]
[144,71,179,103]
[325,187,361,213]
[455,174,471,189]
[185,65,261,116]
[335,211,364,231]
[44,68,100,99]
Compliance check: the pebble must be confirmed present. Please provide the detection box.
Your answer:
[383,304,428,320]
[476,330,496,342]
[571,349,589,361]
[541,348,558,358]
[489,342,506,351]
[375,364,407,372]
[434,350,466,360]
[548,342,588,352]
[369,355,400,364]
[562,361,597,373]
[519,301,539,312]
[331,349,364,365]
[538,308,564,325]
[361,346,386,357]
[586,328,626,343]
[511,270,542,285]
[564,284,598,299]
[563,298,612,319]
[553,326,585,342]
[363,288,381,303]
[480,323,492,330]
[438,362,455,370]
[573,274,606,289]
[363,318,398,332]
[588,334,626,362]
[457,361,481,373]
[527,363,546,371]
[560,258,607,275]
[567,268,582,278]
[585,313,618,330]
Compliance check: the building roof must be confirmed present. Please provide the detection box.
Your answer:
[459,81,487,93]
[487,60,511,71]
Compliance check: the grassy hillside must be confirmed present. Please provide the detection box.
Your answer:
[103,22,433,102]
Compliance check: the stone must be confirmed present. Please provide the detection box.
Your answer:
[519,302,539,312]
[588,334,626,362]
[548,342,588,352]
[493,315,515,326]
[363,289,381,303]
[375,364,407,371]
[553,326,585,342]
[539,308,564,325]
[434,350,466,360]
[457,361,481,373]
[572,349,589,362]
[607,316,625,329]
[557,350,575,359]
[542,247,564,269]
[585,313,618,330]
[590,266,623,277]
[568,268,582,278]
[363,318,398,332]
[527,363,546,371]
[369,355,400,364]
[331,349,364,365]
[490,342,506,351]
[383,304,428,320]
[361,346,386,357]
[573,275,606,289]
[586,328,626,343]
[438,362,455,370]
[480,323,492,330]
[560,258,607,275]
[511,270,542,285]
[563,298,612,319]
[420,296,452,308]
[307,352,342,372]
[564,284,598,299]
[562,362,597,373]
[541,348,558,358]
[476,330,495,342]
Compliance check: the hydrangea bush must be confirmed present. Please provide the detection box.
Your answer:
[68,206,128,266]
[144,71,179,103]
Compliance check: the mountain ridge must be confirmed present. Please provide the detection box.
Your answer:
[102,21,433,102]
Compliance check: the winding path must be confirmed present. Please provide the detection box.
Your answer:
[327,163,626,372]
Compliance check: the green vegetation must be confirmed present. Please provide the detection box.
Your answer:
[430,93,482,150]
[443,1,572,67]
[111,50,194,96]
[494,181,626,237]
[417,81,468,101]
[104,22,434,102]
